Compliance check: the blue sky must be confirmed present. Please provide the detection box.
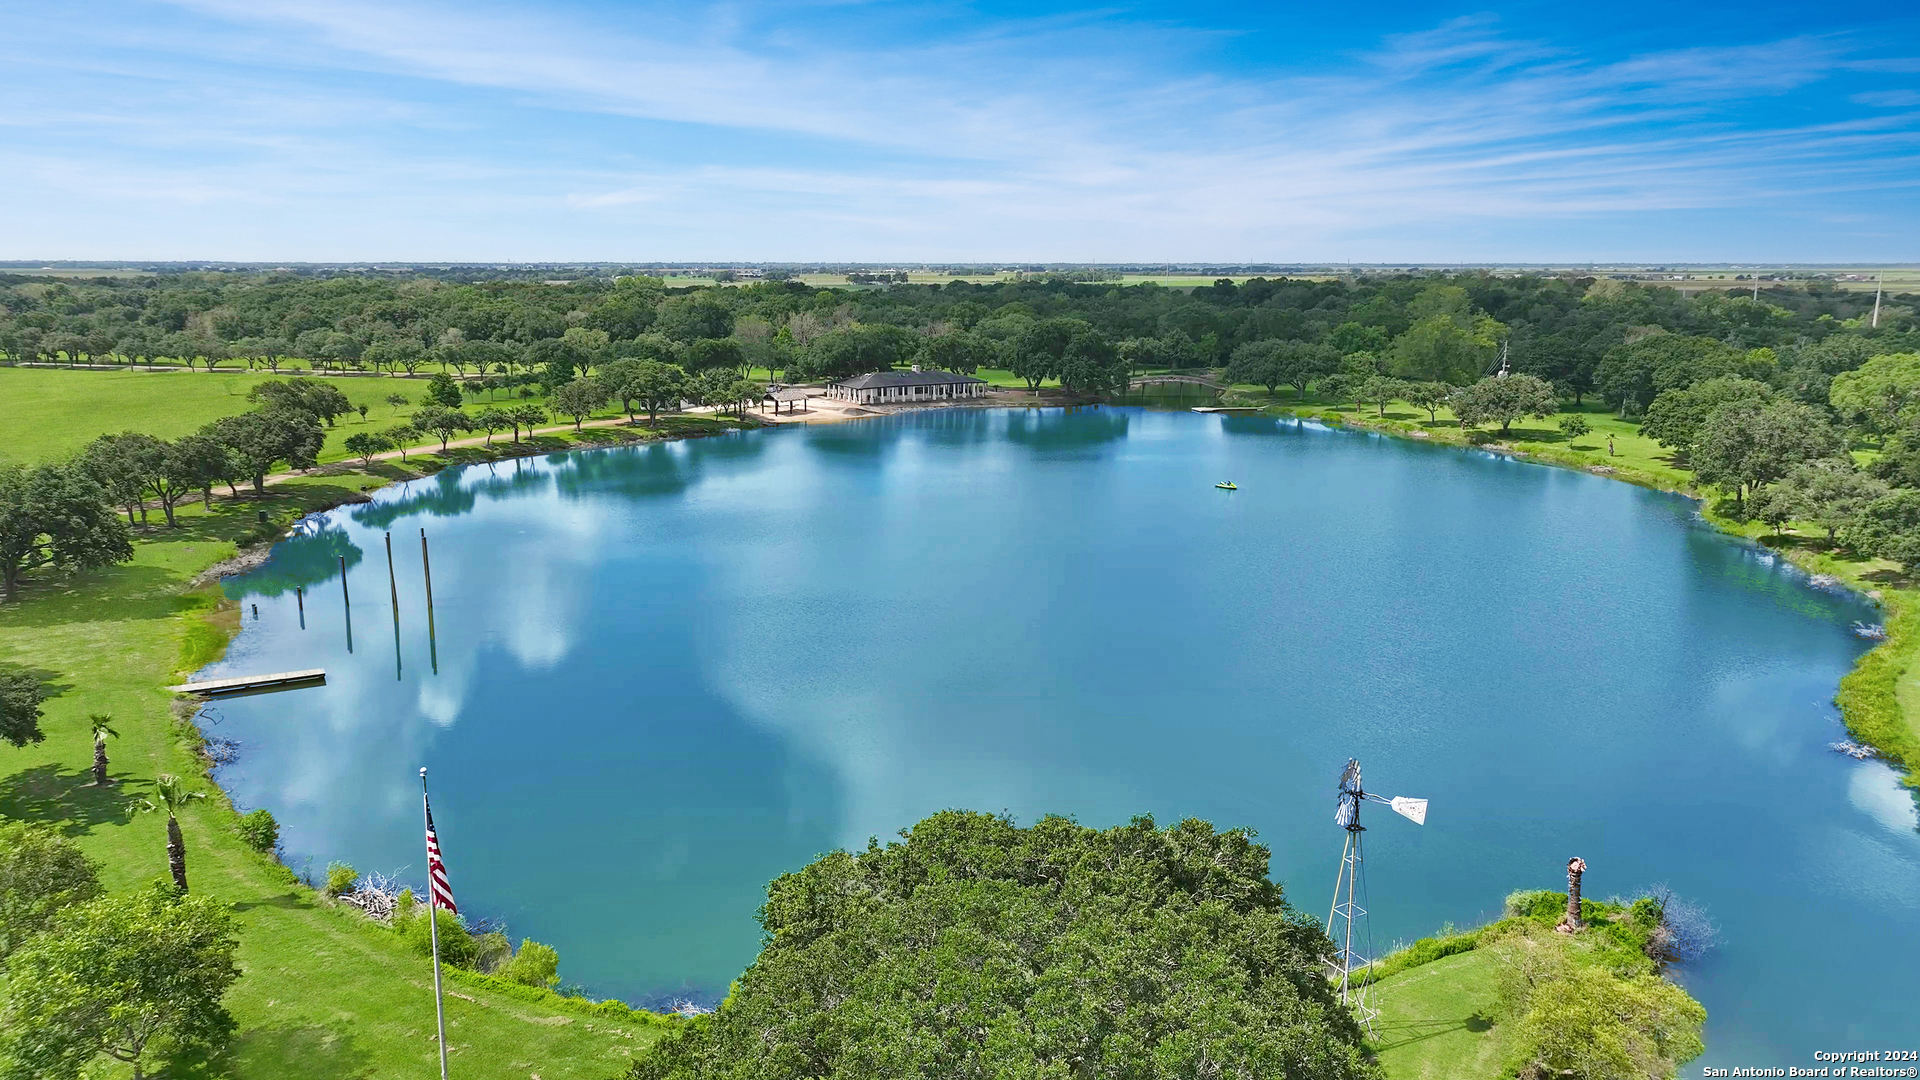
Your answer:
[1,1,1916,262]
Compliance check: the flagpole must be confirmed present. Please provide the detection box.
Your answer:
[421,767,450,1080]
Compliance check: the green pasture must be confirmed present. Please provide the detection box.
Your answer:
[0,366,695,469]
[0,367,462,466]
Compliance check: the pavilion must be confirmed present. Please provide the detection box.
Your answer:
[825,369,989,405]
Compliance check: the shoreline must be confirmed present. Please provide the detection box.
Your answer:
[198,394,1917,785]
[1248,399,1917,783]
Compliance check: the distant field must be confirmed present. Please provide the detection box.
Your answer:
[0,367,555,466]
[1591,268,1920,294]
[689,273,1267,290]
[0,265,158,278]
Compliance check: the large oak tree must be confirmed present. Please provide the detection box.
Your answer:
[629,811,1379,1080]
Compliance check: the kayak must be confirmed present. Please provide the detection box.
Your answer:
[1216,482,1237,490]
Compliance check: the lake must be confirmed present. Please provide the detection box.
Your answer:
[202,407,1920,1059]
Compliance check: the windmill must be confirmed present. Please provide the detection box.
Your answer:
[1326,759,1427,1032]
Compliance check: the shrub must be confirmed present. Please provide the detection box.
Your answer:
[397,906,476,969]
[1376,928,1482,977]
[1504,889,1564,921]
[502,939,561,988]
[324,862,358,899]
[235,809,279,856]
[1638,890,1718,966]
[473,931,513,974]
[1505,967,1705,1080]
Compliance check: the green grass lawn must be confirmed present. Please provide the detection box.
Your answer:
[0,367,445,466]
[974,366,1057,389]
[1368,950,1511,1080]
[0,366,680,468]
[0,469,671,1079]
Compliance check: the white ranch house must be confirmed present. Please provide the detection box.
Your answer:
[826,369,989,405]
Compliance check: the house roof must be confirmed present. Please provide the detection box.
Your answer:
[830,370,986,390]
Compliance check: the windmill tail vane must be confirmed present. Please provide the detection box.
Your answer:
[1387,796,1428,825]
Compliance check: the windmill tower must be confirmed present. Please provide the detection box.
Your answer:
[1873,273,1884,329]
[1326,759,1427,1033]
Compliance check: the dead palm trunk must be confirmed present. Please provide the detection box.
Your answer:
[1563,857,1586,929]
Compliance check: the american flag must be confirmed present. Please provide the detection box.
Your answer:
[425,799,458,915]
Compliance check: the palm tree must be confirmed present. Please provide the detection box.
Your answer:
[89,714,118,786]
[132,774,206,892]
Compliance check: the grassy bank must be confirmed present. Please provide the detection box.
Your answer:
[0,419,758,1078]
[1236,386,1920,782]
[1366,891,1698,1080]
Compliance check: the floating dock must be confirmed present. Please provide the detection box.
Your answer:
[168,669,327,696]
[1191,406,1261,413]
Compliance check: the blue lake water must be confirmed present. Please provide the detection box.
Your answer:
[202,407,1920,1059]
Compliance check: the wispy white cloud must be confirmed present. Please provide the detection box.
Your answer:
[0,0,1915,259]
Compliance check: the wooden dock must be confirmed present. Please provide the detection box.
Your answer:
[168,669,327,696]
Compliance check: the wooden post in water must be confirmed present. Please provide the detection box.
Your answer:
[385,532,402,681]
[296,585,304,629]
[421,528,438,674]
[385,532,399,611]
[420,529,436,623]
[339,555,353,653]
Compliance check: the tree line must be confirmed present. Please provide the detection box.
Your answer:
[2,269,1906,395]
[9,269,1920,585]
